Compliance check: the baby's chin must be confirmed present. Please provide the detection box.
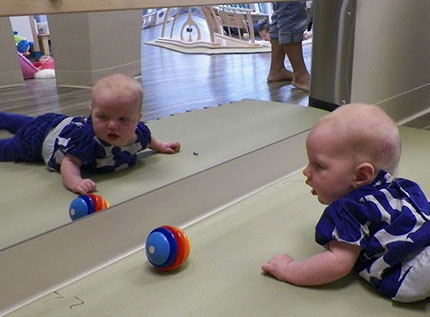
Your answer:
[317,196,331,205]
[311,189,328,205]
[106,134,121,143]
[101,135,126,147]
[98,132,137,147]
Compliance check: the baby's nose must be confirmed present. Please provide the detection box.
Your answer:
[108,120,118,129]
[303,166,310,177]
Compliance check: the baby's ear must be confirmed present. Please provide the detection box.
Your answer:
[353,163,375,188]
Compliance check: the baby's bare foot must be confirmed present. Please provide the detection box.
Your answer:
[292,73,311,92]
[267,69,293,82]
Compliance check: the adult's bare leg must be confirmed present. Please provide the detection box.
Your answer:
[283,41,311,92]
[267,38,294,83]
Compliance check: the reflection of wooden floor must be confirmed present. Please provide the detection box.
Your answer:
[0,19,311,122]
[1,13,428,129]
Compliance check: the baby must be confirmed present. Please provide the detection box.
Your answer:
[257,22,270,41]
[0,73,180,194]
[262,103,430,302]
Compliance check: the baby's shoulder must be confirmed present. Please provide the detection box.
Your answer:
[57,117,97,148]
[135,121,152,145]
[60,117,92,135]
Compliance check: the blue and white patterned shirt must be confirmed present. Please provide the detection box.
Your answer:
[315,170,430,298]
[42,116,151,173]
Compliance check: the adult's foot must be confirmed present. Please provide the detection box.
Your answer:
[292,73,311,92]
[267,68,294,82]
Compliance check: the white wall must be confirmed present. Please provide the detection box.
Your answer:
[48,10,142,87]
[351,0,430,122]
[0,17,23,87]
[9,16,35,42]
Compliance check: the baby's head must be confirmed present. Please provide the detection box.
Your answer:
[258,22,270,41]
[303,103,401,204]
[90,74,143,147]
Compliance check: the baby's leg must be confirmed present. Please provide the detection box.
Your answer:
[0,112,33,133]
[0,137,24,161]
[393,246,430,302]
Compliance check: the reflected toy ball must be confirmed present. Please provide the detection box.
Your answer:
[69,193,110,220]
[145,226,191,272]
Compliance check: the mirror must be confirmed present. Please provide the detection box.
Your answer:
[0,4,312,250]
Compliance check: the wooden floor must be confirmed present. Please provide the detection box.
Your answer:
[0,16,311,122]
[0,14,427,130]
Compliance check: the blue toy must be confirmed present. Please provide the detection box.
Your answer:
[13,31,33,54]
[69,193,110,220]
[145,225,191,271]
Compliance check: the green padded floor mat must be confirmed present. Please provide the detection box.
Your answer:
[8,127,430,317]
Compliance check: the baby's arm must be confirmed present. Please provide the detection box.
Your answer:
[149,136,180,154]
[60,155,97,194]
[262,241,362,286]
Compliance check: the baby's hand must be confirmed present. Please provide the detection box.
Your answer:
[159,141,181,154]
[72,178,97,195]
[262,253,294,281]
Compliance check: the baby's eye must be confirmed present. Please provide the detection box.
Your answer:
[314,162,324,171]
[119,117,130,123]
[97,115,108,121]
